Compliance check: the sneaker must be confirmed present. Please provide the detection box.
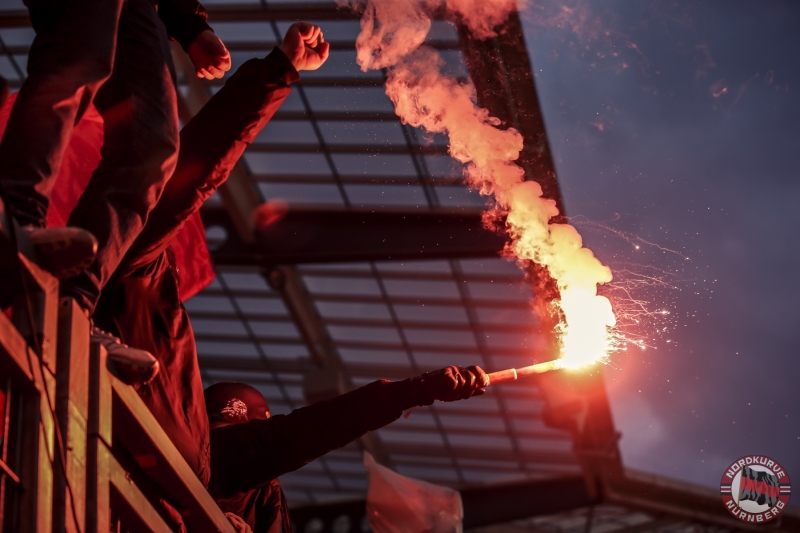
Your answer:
[91,326,159,387]
[26,226,98,280]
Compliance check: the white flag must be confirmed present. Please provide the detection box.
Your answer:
[364,451,463,533]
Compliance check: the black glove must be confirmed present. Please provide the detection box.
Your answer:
[411,365,488,406]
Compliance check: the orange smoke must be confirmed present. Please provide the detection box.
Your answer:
[352,0,616,368]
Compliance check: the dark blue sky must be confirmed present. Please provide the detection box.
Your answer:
[521,0,800,489]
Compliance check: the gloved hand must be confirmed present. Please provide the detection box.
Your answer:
[412,366,488,405]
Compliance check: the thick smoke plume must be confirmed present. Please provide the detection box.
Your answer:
[350,0,616,366]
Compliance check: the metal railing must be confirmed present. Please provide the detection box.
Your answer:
[0,238,235,533]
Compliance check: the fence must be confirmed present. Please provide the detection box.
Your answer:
[0,238,235,533]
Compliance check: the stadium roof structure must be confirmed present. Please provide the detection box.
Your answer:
[0,1,798,531]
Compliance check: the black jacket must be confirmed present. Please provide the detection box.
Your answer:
[95,48,299,488]
[158,0,212,50]
[209,379,425,533]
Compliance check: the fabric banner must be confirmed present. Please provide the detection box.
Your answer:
[0,93,214,301]
[364,451,463,533]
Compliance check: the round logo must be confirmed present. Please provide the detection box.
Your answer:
[720,455,791,524]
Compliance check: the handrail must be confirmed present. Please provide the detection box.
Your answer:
[0,248,58,533]
[86,320,237,533]
[106,356,236,532]
[0,237,236,532]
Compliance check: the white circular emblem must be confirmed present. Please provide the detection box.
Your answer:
[720,455,791,524]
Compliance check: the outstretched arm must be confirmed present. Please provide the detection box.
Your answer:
[121,48,295,271]
[158,0,231,79]
[121,23,330,272]
[208,366,488,498]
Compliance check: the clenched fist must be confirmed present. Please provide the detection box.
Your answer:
[413,366,488,405]
[279,22,330,72]
[188,29,232,80]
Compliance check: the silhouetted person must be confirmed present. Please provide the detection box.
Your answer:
[0,0,232,383]
[205,368,488,533]
[93,21,329,487]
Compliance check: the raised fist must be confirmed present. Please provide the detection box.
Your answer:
[279,22,330,72]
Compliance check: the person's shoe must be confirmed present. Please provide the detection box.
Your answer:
[91,326,159,388]
[26,226,98,280]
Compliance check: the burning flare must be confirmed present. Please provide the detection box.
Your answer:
[351,0,616,369]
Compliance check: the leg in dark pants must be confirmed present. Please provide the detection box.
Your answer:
[0,0,123,226]
[62,0,180,311]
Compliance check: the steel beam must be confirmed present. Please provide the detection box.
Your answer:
[207,76,388,88]
[190,310,538,335]
[202,206,507,266]
[207,3,361,23]
[210,266,524,283]
[457,12,562,215]
[272,110,400,122]
[194,332,541,358]
[198,286,532,310]
[294,267,523,283]
[251,174,462,185]
[247,142,449,155]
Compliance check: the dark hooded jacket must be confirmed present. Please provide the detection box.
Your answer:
[94,47,300,487]
[208,379,427,533]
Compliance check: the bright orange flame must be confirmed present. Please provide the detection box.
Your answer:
[506,183,617,370]
[352,0,618,370]
[558,288,616,369]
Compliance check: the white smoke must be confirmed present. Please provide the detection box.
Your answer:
[349,0,520,70]
[350,0,616,365]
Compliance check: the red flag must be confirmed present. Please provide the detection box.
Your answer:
[0,94,214,301]
[739,466,780,507]
[364,451,463,533]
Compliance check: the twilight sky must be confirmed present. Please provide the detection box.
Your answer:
[520,0,800,490]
